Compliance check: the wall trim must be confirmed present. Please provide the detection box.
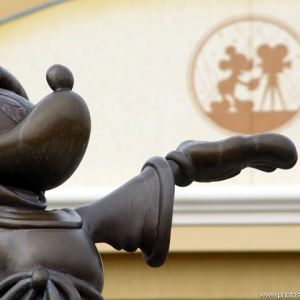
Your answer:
[46,185,300,225]
[0,0,67,25]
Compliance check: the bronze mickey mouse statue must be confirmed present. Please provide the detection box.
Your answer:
[0,64,297,300]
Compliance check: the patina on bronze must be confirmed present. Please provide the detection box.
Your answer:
[0,64,297,300]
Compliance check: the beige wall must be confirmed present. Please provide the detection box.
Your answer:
[101,251,300,299]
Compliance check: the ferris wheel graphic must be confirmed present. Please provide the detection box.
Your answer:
[188,15,300,134]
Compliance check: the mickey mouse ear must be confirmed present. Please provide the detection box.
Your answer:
[0,67,29,100]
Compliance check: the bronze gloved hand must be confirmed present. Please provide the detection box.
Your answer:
[165,134,298,187]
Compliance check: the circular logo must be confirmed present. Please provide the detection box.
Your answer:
[188,15,300,134]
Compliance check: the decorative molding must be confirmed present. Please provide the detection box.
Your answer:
[174,186,300,225]
[46,185,300,226]
[0,0,66,25]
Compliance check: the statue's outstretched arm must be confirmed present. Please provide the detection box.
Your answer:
[76,133,297,268]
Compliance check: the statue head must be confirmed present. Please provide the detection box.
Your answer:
[0,65,91,209]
